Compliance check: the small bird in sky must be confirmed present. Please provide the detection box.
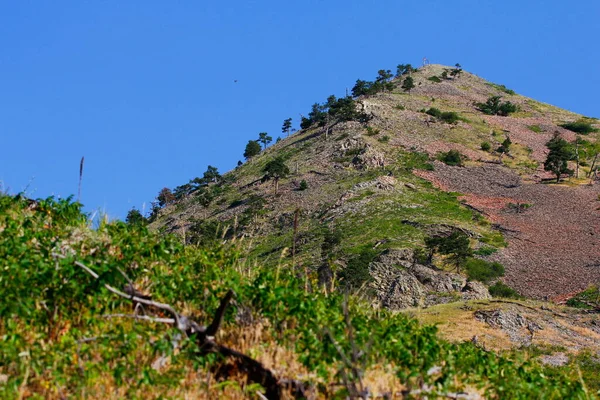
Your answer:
[233,79,238,83]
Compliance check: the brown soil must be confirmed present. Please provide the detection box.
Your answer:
[418,162,600,299]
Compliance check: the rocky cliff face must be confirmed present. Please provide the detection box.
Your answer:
[369,249,490,310]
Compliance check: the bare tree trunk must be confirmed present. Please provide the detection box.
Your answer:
[588,153,598,178]
[575,137,580,179]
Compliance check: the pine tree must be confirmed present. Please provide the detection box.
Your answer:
[402,76,415,93]
[243,140,261,159]
[262,157,290,194]
[258,132,273,149]
[282,118,292,137]
[544,134,574,182]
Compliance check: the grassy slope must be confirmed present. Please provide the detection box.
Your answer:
[152,65,599,275]
[0,194,596,398]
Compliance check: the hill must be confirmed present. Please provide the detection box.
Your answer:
[151,64,600,302]
[1,194,598,398]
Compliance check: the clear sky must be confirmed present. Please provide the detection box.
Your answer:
[1,1,598,219]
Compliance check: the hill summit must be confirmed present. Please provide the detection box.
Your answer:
[151,63,600,303]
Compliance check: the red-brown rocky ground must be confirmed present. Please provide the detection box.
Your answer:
[416,162,600,299]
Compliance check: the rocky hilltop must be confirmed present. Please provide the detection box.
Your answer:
[152,64,600,304]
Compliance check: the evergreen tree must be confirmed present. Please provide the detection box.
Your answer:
[544,134,574,182]
[202,165,221,184]
[157,187,175,208]
[125,208,147,227]
[282,118,292,137]
[376,69,394,92]
[425,231,472,272]
[402,76,415,93]
[396,64,414,77]
[262,157,290,194]
[243,140,261,159]
[258,132,273,149]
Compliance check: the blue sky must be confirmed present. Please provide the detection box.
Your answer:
[1,1,598,219]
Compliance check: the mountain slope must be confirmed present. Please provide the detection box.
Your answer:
[152,64,600,301]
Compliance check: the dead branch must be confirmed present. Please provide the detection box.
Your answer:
[62,255,309,400]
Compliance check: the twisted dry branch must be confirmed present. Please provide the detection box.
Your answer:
[58,254,308,400]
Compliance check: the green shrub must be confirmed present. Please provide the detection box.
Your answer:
[476,96,518,116]
[560,120,598,135]
[339,247,379,289]
[426,107,442,118]
[428,76,442,83]
[395,104,405,110]
[464,258,505,283]
[426,108,460,124]
[480,142,492,152]
[378,135,390,143]
[566,286,599,309]
[440,112,460,124]
[365,126,380,136]
[399,151,434,171]
[486,83,516,95]
[528,125,543,133]
[299,180,308,191]
[438,150,464,166]
[489,282,521,298]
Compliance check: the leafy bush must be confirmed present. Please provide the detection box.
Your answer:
[399,151,434,171]
[476,96,518,116]
[566,286,599,309]
[365,126,380,136]
[395,104,406,110]
[438,150,464,166]
[489,282,521,299]
[0,194,592,398]
[528,125,543,133]
[299,179,308,191]
[339,247,379,289]
[486,83,516,95]
[480,141,492,152]
[378,135,390,143]
[473,246,497,256]
[560,120,598,135]
[428,76,442,83]
[464,258,505,283]
[426,108,460,124]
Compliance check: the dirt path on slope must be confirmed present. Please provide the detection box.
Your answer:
[415,162,600,299]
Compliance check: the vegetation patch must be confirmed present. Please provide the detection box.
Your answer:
[560,119,599,135]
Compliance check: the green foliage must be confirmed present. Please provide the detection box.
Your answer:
[299,179,308,191]
[488,282,521,299]
[426,108,460,124]
[396,64,414,77]
[464,258,505,283]
[258,132,273,149]
[428,76,442,83]
[302,96,371,129]
[497,136,512,154]
[157,187,175,207]
[560,120,599,135]
[0,194,591,398]
[425,231,472,272]
[528,125,543,133]
[339,247,379,289]
[566,286,599,309]
[544,134,574,182]
[438,150,464,166]
[125,208,147,227]
[401,76,415,93]
[480,141,492,152]
[243,140,262,159]
[395,104,405,110]
[399,151,434,171]
[486,83,516,95]
[473,246,497,256]
[378,135,390,143]
[365,126,380,136]
[476,96,518,116]
[282,117,293,136]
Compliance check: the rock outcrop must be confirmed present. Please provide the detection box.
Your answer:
[369,249,490,310]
